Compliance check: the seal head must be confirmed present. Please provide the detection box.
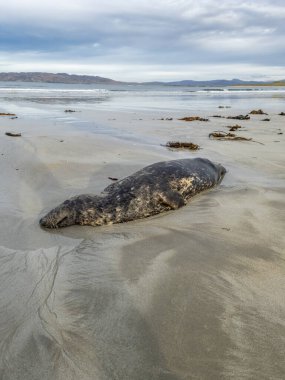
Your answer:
[40,195,102,228]
[40,200,77,228]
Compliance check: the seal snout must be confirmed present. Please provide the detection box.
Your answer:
[40,204,75,229]
[40,216,66,229]
[39,214,57,229]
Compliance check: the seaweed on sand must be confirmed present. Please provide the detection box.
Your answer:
[178,116,209,122]
[209,131,264,144]
[227,115,250,120]
[249,109,268,115]
[165,141,200,150]
[226,125,242,131]
[209,131,252,141]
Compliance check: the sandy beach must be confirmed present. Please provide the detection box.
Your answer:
[0,91,285,379]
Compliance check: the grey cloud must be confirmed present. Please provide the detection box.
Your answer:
[0,0,284,80]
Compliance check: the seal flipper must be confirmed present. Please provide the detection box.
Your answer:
[158,190,185,210]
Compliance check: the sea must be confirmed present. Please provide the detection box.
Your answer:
[0,81,284,114]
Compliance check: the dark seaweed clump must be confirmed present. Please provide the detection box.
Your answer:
[209,132,252,141]
[227,115,250,120]
[178,116,209,122]
[165,141,200,150]
[249,109,268,115]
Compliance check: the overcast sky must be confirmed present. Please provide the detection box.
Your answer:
[0,0,284,81]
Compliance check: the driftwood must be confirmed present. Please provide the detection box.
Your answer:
[165,141,200,150]
[5,132,22,137]
[178,116,209,122]
[0,113,16,116]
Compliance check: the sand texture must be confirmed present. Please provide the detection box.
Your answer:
[0,97,284,380]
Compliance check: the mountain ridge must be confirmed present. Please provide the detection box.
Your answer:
[0,72,123,84]
[0,72,284,86]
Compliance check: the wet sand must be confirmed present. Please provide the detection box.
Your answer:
[0,102,284,379]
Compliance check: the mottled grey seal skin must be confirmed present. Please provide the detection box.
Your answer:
[40,158,226,228]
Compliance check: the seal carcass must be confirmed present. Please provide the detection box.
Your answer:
[40,158,226,228]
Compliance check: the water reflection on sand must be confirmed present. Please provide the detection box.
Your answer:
[0,91,285,379]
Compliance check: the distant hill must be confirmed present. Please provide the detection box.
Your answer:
[165,79,285,86]
[167,78,246,86]
[0,72,284,86]
[0,72,122,84]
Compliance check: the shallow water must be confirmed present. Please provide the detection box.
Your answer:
[0,84,285,379]
[1,81,285,112]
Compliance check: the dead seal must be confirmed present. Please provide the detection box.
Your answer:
[40,158,226,228]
